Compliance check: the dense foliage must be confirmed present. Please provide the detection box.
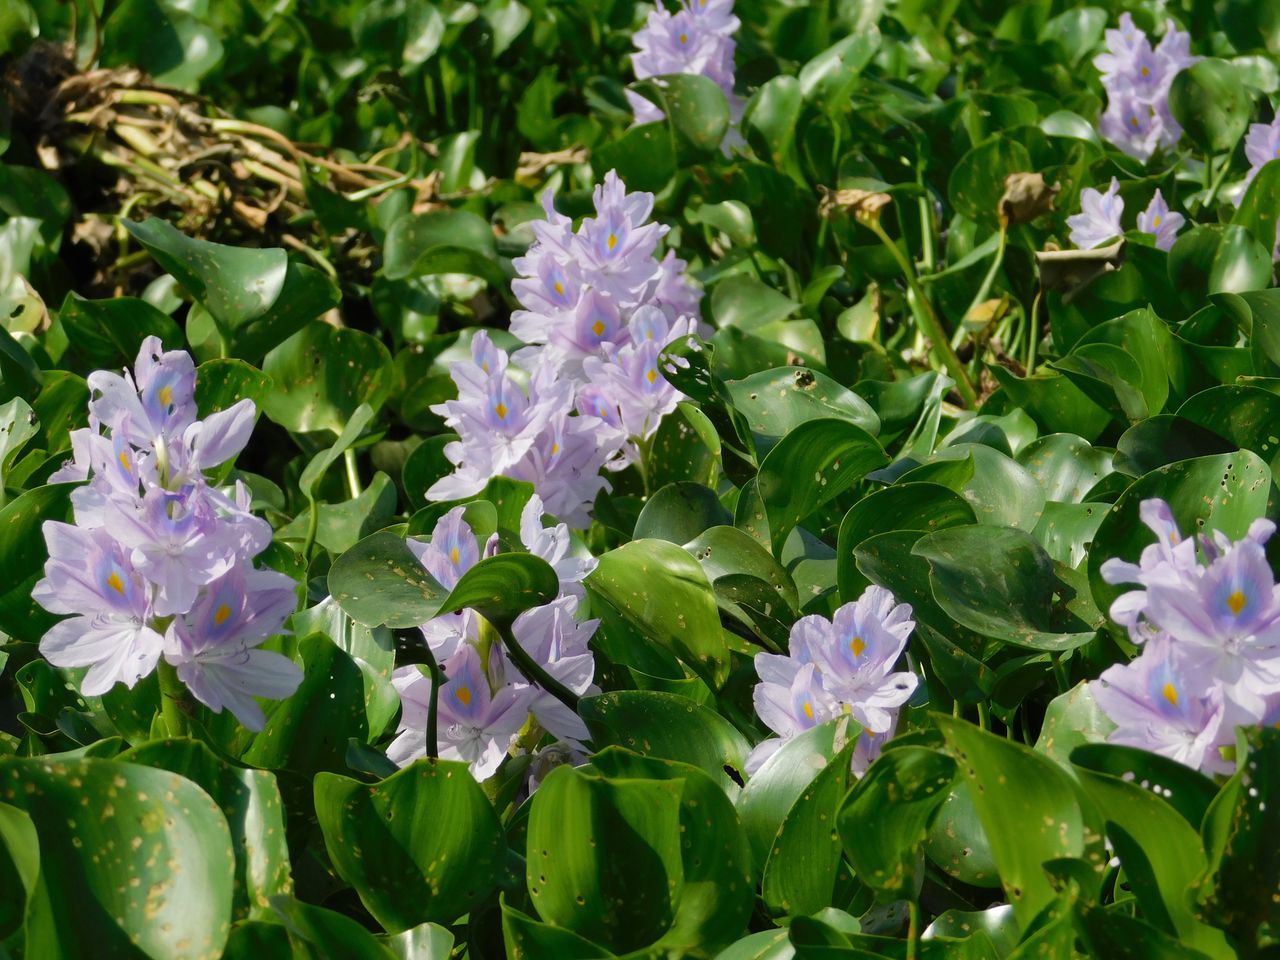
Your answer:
[4,0,1280,958]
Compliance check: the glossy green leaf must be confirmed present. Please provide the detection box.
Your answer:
[913,526,1100,651]
[728,366,880,457]
[935,716,1106,927]
[262,322,393,435]
[838,746,956,897]
[58,293,184,366]
[757,419,887,555]
[587,538,729,688]
[315,759,505,931]
[118,739,292,921]
[633,481,733,543]
[0,756,234,958]
[1168,58,1255,153]
[580,690,752,793]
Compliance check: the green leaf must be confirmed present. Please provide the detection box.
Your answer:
[1016,433,1113,503]
[1168,224,1272,308]
[728,366,880,457]
[269,895,397,959]
[711,276,800,331]
[501,899,616,958]
[1071,763,1230,957]
[327,531,449,629]
[586,538,730,688]
[1232,158,1280,253]
[761,736,855,917]
[315,759,505,931]
[593,122,677,194]
[935,716,1107,928]
[526,764,685,953]
[838,746,956,898]
[743,76,803,179]
[1168,58,1255,154]
[124,218,287,329]
[1070,742,1218,829]
[634,73,731,157]
[591,748,754,953]
[913,526,1099,651]
[0,756,234,958]
[58,293,185,366]
[737,718,854,874]
[1196,726,1280,957]
[0,802,37,939]
[101,0,224,88]
[262,322,393,435]
[194,358,273,417]
[384,920,456,960]
[1034,683,1114,767]
[757,418,887,555]
[836,483,977,598]
[685,524,800,613]
[798,28,880,108]
[924,779,1002,888]
[242,633,368,773]
[382,209,505,289]
[948,136,1033,227]
[633,481,734,544]
[118,739,292,921]
[580,690,753,794]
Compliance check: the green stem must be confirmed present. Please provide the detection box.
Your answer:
[1202,153,1232,213]
[302,493,320,562]
[907,899,922,960]
[1026,289,1043,375]
[156,659,190,738]
[976,701,990,731]
[343,448,362,499]
[495,620,581,714]
[423,647,440,761]
[869,220,978,408]
[957,223,1008,345]
[1052,653,1070,695]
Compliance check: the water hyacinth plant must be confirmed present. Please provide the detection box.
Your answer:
[5,1,1280,958]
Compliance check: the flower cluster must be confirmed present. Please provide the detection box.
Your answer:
[33,337,301,730]
[628,0,743,147]
[387,497,599,780]
[1067,178,1185,251]
[747,586,918,777]
[1094,499,1280,774]
[427,170,702,527]
[1093,14,1196,162]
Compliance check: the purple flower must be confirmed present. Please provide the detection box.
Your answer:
[1067,178,1125,249]
[33,523,165,695]
[1092,636,1232,774]
[746,585,917,776]
[1242,118,1280,200]
[1136,190,1184,251]
[503,596,599,742]
[87,336,196,451]
[164,564,302,731]
[34,339,301,720]
[628,0,742,145]
[388,646,533,780]
[1092,17,1195,161]
[1098,498,1280,773]
[410,506,480,591]
[520,495,597,594]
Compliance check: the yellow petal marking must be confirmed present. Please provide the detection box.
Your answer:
[107,572,126,594]
[1228,590,1248,615]
[158,386,173,407]
[592,320,606,337]
[214,603,233,626]
[119,450,131,472]
[802,701,814,721]
[495,402,508,420]
[607,233,618,251]
[1153,215,1162,228]
[457,686,473,706]
[1162,682,1178,706]
[451,546,460,565]
[554,280,565,296]
[850,636,865,657]
[646,368,657,385]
